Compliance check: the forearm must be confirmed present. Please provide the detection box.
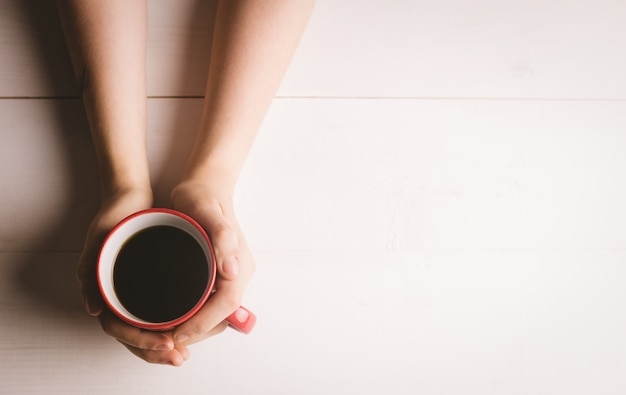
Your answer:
[182,0,315,190]
[58,0,151,198]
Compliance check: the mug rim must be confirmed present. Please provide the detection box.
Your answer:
[97,208,216,330]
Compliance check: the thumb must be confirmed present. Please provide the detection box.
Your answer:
[196,204,240,281]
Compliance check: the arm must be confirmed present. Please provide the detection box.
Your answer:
[170,0,315,346]
[58,0,188,366]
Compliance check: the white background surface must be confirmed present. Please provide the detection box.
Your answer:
[2,0,626,394]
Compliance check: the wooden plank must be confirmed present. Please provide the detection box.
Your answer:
[0,0,77,97]
[282,0,626,99]
[0,99,98,252]
[2,250,626,393]
[240,98,626,251]
[2,97,626,252]
[2,0,626,99]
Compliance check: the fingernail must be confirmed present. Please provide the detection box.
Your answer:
[234,307,250,323]
[222,257,240,276]
[155,343,173,351]
[175,334,189,343]
[85,300,101,316]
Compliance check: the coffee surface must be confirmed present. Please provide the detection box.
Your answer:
[113,225,209,323]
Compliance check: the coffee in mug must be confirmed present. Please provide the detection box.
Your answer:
[97,208,255,333]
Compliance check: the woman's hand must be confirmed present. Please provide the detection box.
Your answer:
[78,188,191,366]
[170,181,256,348]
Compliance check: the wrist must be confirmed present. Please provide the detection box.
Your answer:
[170,178,234,212]
[179,163,239,196]
[99,163,151,201]
[100,181,153,209]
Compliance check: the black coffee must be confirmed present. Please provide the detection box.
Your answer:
[113,225,209,323]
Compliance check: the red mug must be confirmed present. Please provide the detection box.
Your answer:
[97,208,255,334]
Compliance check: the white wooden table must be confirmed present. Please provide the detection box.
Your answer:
[2,1,626,393]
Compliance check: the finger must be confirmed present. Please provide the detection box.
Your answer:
[174,341,191,361]
[123,343,187,366]
[77,251,104,316]
[196,202,240,279]
[173,308,231,345]
[76,215,117,316]
[172,241,255,343]
[98,310,175,351]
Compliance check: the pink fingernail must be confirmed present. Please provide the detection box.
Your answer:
[86,300,101,316]
[175,334,189,343]
[155,343,173,351]
[234,307,250,323]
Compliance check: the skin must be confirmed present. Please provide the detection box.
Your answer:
[58,0,314,366]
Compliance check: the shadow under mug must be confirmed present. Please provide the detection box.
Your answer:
[97,208,255,334]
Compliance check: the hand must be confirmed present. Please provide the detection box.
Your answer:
[170,181,256,348]
[78,188,190,366]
